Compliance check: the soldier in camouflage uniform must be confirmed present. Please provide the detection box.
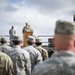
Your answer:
[35,38,48,60]
[0,51,13,75]
[22,23,33,34]
[31,20,75,75]
[9,26,16,46]
[7,35,31,75]
[23,36,42,71]
[0,37,11,53]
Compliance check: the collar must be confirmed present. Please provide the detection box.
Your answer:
[52,50,75,57]
[1,44,7,46]
[27,45,33,47]
[13,45,21,48]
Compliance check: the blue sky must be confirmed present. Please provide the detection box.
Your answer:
[0,0,75,38]
[10,0,21,3]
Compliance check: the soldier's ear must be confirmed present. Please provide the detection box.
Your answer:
[74,40,75,47]
[20,41,22,44]
[52,37,55,46]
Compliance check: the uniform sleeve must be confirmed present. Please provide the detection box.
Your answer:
[37,50,42,63]
[43,49,49,60]
[6,56,14,75]
[23,52,31,75]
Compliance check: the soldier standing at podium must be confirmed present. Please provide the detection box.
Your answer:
[22,23,33,34]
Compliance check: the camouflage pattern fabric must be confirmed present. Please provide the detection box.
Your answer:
[9,28,16,46]
[0,51,13,75]
[35,46,48,60]
[31,51,75,75]
[7,46,31,75]
[9,28,16,36]
[22,25,33,34]
[23,46,42,71]
[55,21,75,35]
[0,44,11,53]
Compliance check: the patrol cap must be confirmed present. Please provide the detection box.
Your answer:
[36,38,42,43]
[12,35,22,41]
[1,37,7,42]
[28,36,35,42]
[55,20,75,35]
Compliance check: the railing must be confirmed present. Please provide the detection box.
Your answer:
[0,34,55,57]
[0,34,54,46]
[37,35,54,45]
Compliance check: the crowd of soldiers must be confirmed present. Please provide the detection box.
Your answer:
[0,20,75,75]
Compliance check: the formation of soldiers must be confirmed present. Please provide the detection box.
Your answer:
[0,23,48,75]
[0,20,75,75]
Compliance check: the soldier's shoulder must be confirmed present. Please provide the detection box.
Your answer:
[0,51,8,57]
[32,57,75,75]
[15,48,30,58]
[0,52,12,62]
[21,48,29,55]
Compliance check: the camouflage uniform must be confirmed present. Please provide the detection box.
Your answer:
[35,46,48,60]
[0,51,13,75]
[9,28,16,36]
[31,20,75,75]
[9,27,16,46]
[8,46,31,75]
[22,24,33,34]
[0,44,11,53]
[23,46,42,71]
[22,25,30,34]
[32,51,75,75]
[0,37,11,53]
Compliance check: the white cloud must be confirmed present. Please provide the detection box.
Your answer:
[0,0,9,10]
[0,0,74,39]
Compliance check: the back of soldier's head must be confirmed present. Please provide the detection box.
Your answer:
[1,37,7,44]
[35,38,42,46]
[53,20,75,51]
[12,35,22,45]
[27,36,35,45]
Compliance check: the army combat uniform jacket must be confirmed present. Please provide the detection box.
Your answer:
[8,46,31,75]
[32,51,75,75]
[23,46,42,71]
[0,51,13,75]
[0,44,11,53]
[35,46,48,60]
[9,28,16,46]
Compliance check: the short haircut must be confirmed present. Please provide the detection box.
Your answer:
[27,41,33,45]
[1,41,7,44]
[12,40,21,45]
[35,42,42,46]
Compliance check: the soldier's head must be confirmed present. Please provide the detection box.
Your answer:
[25,23,28,26]
[27,36,35,45]
[12,35,22,46]
[53,20,75,52]
[11,26,14,29]
[1,37,7,44]
[35,38,42,46]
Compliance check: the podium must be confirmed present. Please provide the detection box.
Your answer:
[23,32,33,47]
